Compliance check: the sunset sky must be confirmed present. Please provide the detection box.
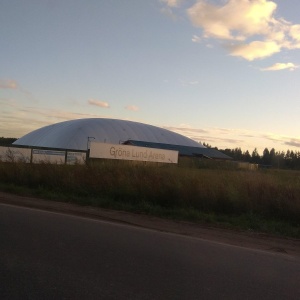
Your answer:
[1,0,300,153]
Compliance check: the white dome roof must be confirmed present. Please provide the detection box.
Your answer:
[14,118,204,151]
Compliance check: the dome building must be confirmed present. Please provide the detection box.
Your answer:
[13,118,231,160]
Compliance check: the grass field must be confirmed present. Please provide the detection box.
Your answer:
[0,159,299,238]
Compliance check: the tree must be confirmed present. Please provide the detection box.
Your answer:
[0,137,17,146]
[262,148,271,165]
[251,148,260,164]
[243,150,251,162]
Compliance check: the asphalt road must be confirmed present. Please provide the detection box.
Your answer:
[0,203,299,300]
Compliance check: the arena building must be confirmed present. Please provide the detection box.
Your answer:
[13,118,231,160]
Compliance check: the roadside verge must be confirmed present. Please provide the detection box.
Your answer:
[0,191,299,257]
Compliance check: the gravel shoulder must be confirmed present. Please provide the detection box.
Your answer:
[0,191,299,257]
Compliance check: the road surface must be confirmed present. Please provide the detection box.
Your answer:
[1,203,299,299]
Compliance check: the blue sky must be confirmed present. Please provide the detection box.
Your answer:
[1,0,300,153]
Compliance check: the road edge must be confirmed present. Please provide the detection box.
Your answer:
[0,191,299,257]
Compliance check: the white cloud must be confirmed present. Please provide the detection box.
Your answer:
[187,0,277,41]
[228,40,281,61]
[0,79,18,89]
[125,105,139,112]
[290,25,300,41]
[192,34,201,43]
[88,99,110,108]
[179,79,200,86]
[260,62,298,71]
[186,0,300,61]
[160,0,181,8]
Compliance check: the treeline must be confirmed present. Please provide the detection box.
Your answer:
[222,147,300,169]
[0,137,17,146]
[203,143,300,170]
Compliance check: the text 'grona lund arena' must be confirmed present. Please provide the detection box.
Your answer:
[13,118,231,160]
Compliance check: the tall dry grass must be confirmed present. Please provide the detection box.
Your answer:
[0,160,299,226]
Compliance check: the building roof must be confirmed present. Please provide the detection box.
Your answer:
[14,118,205,151]
[124,140,232,160]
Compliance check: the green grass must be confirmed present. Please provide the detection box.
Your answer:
[0,160,299,238]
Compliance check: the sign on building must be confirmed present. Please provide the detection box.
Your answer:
[90,142,178,164]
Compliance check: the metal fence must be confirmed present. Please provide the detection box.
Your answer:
[0,146,86,165]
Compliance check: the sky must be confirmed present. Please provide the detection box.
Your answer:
[1,0,300,154]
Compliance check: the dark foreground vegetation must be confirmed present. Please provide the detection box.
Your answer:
[0,159,299,238]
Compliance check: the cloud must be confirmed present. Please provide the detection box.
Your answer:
[125,105,139,112]
[187,0,277,41]
[260,133,300,150]
[160,7,178,20]
[160,0,184,20]
[165,125,246,147]
[205,137,244,145]
[165,126,208,134]
[163,124,300,152]
[178,123,193,129]
[160,0,181,8]
[18,107,103,121]
[0,79,18,89]
[228,40,281,61]
[192,35,201,43]
[185,0,300,61]
[88,99,110,108]
[290,24,300,42]
[0,80,37,103]
[0,99,114,137]
[260,62,299,71]
[179,79,200,86]
[284,139,300,148]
